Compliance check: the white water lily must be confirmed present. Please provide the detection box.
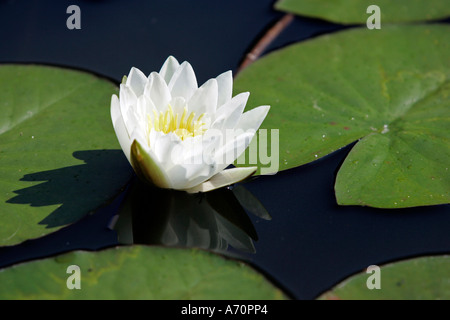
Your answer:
[111,56,270,193]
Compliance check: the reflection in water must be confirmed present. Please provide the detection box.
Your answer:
[110,179,270,254]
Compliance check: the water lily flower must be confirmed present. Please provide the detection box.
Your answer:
[111,56,269,193]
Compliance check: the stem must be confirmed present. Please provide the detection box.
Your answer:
[236,14,294,74]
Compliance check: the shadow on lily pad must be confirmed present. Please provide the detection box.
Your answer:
[111,179,271,254]
[7,150,133,228]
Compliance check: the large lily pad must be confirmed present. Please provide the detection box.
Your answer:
[0,65,132,246]
[0,245,288,299]
[275,0,450,24]
[318,255,450,300]
[234,25,449,208]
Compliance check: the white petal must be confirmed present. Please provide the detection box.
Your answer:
[143,74,154,99]
[183,167,257,193]
[188,78,218,115]
[169,135,221,189]
[169,96,187,115]
[235,105,270,131]
[159,56,180,84]
[130,140,172,189]
[125,106,143,138]
[137,95,156,120]
[211,92,249,130]
[111,94,132,162]
[164,136,218,189]
[130,126,149,150]
[215,70,233,108]
[181,136,216,169]
[153,132,181,168]
[168,61,198,100]
[126,67,147,97]
[167,162,216,190]
[119,84,137,135]
[113,115,132,163]
[110,94,121,123]
[213,131,255,174]
[145,72,172,110]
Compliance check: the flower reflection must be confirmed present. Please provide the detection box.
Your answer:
[110,179,270,254]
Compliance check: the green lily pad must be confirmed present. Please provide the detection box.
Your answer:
[0,245,288,300]
[318,255,450,300]
[275,0,450,24]
[0,65,132,247]
[234,25,449,208]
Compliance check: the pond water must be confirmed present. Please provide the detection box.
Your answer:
[0,0,449,299]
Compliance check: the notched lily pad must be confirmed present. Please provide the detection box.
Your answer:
[0,65,133,247]
[275,0,450,24]
[0,246,289,300]
[234,25,450,208]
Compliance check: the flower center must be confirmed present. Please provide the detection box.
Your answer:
[147,104,206,141]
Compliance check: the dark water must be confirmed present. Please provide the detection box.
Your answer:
[0,0,449,300]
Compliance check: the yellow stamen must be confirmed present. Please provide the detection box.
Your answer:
[187,112,195,133]
[147,104,207,141]
[163,110,170,133]
[171,113,178,132]
[159,112,164,131]
[180,107,188,129]
[152,109,159,131]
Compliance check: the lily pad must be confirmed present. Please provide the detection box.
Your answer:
[0,245,288,299]
[0,65,132,247]
[318,255,450,300]
[234,25,449,208]
[275,0,450,24]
